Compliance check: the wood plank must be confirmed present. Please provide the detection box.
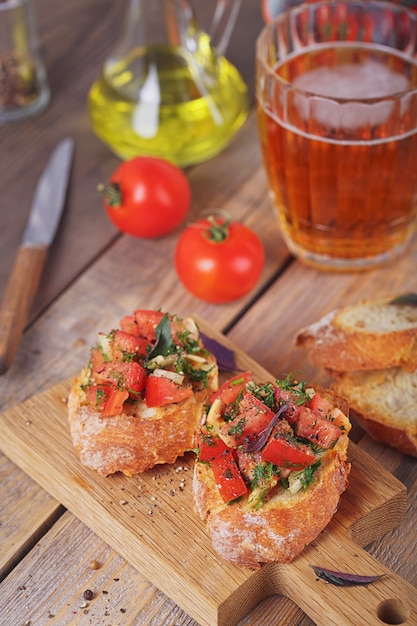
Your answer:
[0,455,62,580]
[0,322,414,626]
[0,510,314,626]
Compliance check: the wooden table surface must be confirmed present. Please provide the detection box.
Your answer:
[0,1,416,624]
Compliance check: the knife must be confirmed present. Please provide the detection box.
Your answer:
[0,138,74,375]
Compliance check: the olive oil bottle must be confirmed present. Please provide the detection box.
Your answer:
[88,36,248,167]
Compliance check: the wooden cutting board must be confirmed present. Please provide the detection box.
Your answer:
[0,319,415,626]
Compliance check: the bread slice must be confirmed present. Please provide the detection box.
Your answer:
[68,311,218,476]
[193,378,351,569]
[332,368,417,458]
[295,297,417,373]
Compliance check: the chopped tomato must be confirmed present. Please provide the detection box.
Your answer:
[84,383,111,407]
[296,406,342,449]
[134,310,164,342]
[93,361,147,394]
[145,375,193,407]
[112,330,148,359]
[83,383,129,416]
[220,391,275,448]
[102,388,130,417]
[119,314,139,335]
[262,436,315,469]
[90,346,107,377]
[197,433,228,462]
[211,449,248,503]
[210,370,252,405]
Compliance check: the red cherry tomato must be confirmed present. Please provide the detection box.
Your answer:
[174,214,265,303]
[99,157,191,238]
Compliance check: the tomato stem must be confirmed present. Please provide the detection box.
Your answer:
[205,214,231,243]
[97,182,122,207]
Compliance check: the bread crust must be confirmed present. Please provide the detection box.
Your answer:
[193,382,351,568]
[69,363,217,476]
[332,369,417,458]
[296,298,417,373]
[194,448,350,568]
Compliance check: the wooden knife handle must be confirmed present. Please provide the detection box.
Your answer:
[0,246,48,375]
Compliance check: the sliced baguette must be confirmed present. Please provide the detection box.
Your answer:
[295,297,417,373]
[69,365,217,476]
[331,368,417,458]
[68,312,218,476]
[193,382,351,569]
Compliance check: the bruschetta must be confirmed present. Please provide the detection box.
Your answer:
[193,372,351,569]
[68,309,218,476]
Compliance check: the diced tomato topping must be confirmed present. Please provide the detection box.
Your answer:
[93,361,147,394]
[296,406,342,449]
[220,391,275,448]
[83,383,129,416]
[145,375,193,407]
[84,383,111,407]
[90,346,108,377]
[119,315,139,335]
[102,388,130,417]
[197,433,228,462]
[261,436,315,469]
[210,449,248,503]
[210,370,252,405]
[134,310,164,342]
[112,330,148,359]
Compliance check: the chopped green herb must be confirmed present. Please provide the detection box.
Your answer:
[275,373,312,406]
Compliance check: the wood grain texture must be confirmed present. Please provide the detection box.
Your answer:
[0,322,414,626]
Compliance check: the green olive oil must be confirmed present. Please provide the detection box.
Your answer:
[87,39,249,167]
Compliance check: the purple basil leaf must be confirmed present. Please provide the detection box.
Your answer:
[200,333,237,371]
[390,293,417,306]
[242,400,290,453]
[310,565,385,587]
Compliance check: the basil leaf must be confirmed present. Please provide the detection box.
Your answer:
[147,313,175,359]
[390,293,417,306]
[310,565,385,586]
[200,333,237,371]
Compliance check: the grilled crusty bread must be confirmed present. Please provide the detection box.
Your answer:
[295,296,417,373]
[68,370,217,476]
[193,380,351,569]
[332,368,417,458]
[68,311,218,476]
[295,295,417,457]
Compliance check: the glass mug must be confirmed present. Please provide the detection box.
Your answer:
[256,0,417,271]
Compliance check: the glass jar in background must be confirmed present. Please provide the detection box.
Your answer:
[0,0,50,123]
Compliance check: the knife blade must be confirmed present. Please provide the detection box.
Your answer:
[0,138,74,375]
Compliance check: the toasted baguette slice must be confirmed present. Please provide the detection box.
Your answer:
[68,311,218,476]
[69,372,217,476]
[295,297,417,373]
[193,381,351,569]
[332,368,417,458]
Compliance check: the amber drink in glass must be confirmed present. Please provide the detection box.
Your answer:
[256,1,417,271]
